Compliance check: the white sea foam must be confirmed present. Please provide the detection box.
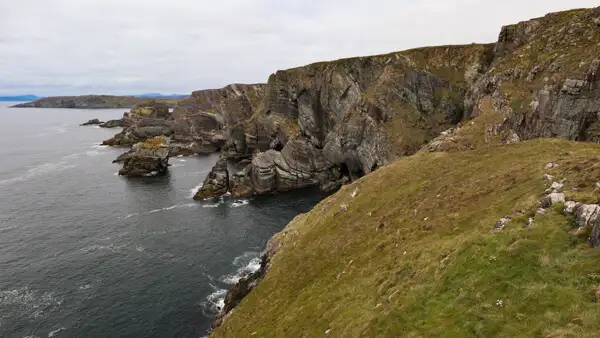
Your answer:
[0,225,17,232]
[230,200,250,208]
[123,213,139,219]
[170,164,185,168]
[48,327,66,337]
[78,284,92,290]
[85,150,102,157]
[0,161,77,186]
[148,205,178,214]
[221,252,261,284]
[135,246,145,252]
[92,125,101,129]
[0,287,62,319]
[204,288,227,313]
[80,244,127,253]
[202,203,220,208]
[189,184,203,198]
[177,158,187,162]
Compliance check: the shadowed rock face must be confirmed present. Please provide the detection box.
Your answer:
[118,136,170,177]
[193,156,229,200]
[215,44,494,197]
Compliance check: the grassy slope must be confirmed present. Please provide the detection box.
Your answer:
[213,139,600,337]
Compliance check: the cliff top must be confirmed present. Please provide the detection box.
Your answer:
[212,138,600,337]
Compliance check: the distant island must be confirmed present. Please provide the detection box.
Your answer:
[134,93,188,99]
[0,95,41,102]
[11,95,186,109]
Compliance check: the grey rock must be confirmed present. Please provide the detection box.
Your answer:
[540,193,565,208]
[564,201,581,214]
[494,216,511,231]
[80,119,104,126]
[119,137,170,177]
[193,156,230,200]
[574,204,600,228]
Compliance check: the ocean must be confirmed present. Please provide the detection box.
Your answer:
[0,103,324,337]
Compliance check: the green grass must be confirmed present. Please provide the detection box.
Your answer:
[213,139,600,337]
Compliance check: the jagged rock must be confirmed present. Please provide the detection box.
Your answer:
[100,119,129,128]
[80,118,104,126]
[230,166,254,197]
[193,156,230,200]
[211,227,283,329]
[129,101,169,119]
[564,201,581,214]
[118,136,170,177]
[544,174,554,181]
[589,216,600,248]
[574,204,600,228]
[540,193,565,208]
[113,150,134,163]
[546,181,564,193]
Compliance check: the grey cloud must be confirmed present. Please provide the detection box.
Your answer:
[0,0,598,96]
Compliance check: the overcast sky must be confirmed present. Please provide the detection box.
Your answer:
[0,0,598,96]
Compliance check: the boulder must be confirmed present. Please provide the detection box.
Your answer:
[80,118,104,126]
[540,193,565,208]
[118,136,170,177]
[574,204,600,228]
[193,156,229,200]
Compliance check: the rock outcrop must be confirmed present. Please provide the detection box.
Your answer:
[214,44,494,196]
[103,85,265,160]
[193,156,230,200]
[11,95,181,109]
[80,119,104,126]
[118,136,170,177]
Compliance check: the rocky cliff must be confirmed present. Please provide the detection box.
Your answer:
[11,95,181,109]
[103,85,265,160]
[207,7,600,336]
[194,7,600,201]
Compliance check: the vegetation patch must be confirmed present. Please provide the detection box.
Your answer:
[213,139,600,337]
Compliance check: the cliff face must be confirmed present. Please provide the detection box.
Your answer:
[194,7,600,200]
[11,95,181,109]
[210,45,494,198]
[430,7,600,152]
[103,85,265,159]
[173,83,265,128]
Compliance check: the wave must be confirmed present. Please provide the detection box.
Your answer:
[0,225,17,232]
[230,200,250,208]
[79,244,127,253]
[0,161,77,186]
[221,252,261,284]
[170,164,185,168]
[0,287,63,319]
[48,327,66,337]
[189,184,203,199]
[203,287,227,314]
[148,205,178,214]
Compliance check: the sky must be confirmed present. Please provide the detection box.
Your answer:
[0,0,598,96]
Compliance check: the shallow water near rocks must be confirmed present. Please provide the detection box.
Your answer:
[0,103,324,337]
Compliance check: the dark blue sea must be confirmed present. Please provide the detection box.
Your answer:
[0,103,323,337]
